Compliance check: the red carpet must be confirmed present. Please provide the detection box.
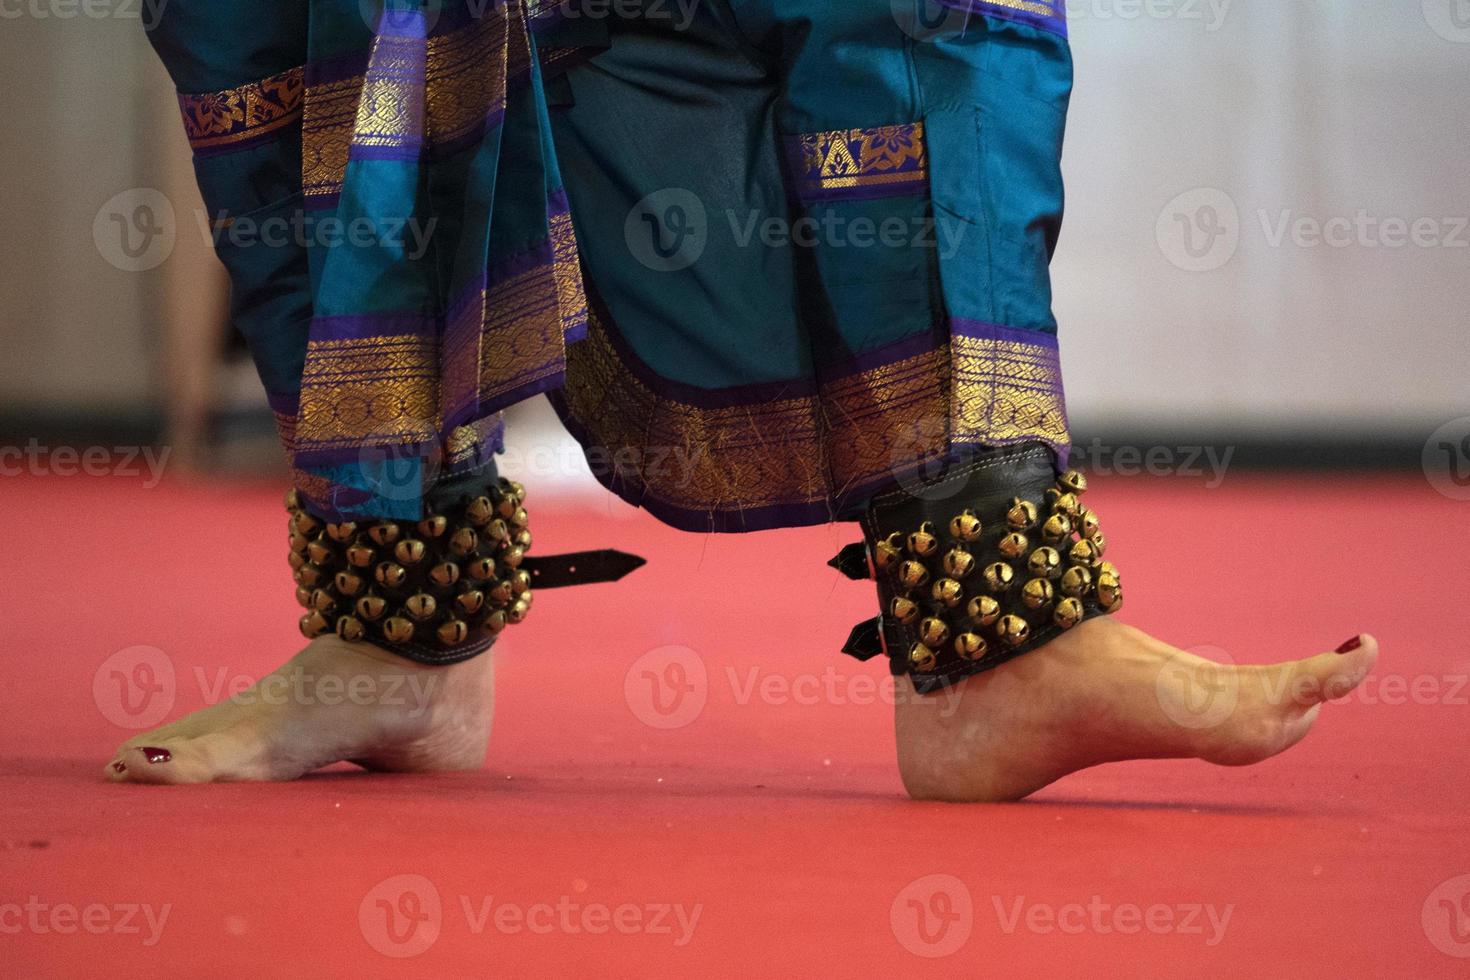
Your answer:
[4,470,1468,977]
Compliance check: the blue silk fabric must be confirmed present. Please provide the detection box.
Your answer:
[149,0,1074,531]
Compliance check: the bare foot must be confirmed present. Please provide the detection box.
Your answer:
[895,618,1378,802]
[104,637,493,784]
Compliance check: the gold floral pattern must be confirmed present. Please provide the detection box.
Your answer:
[787,122,928,201]
[178,67,305,152]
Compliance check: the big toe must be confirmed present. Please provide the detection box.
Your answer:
[1292,634,1380,707]
[107,734,253,785]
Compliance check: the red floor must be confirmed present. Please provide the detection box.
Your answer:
[4,469,1468,977]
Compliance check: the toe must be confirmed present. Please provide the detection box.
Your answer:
[1292,634,1380,707]
[111,740,217,785]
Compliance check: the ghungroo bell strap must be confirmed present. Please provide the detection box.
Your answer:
[830,444,1122,694]
[287,479,645,665]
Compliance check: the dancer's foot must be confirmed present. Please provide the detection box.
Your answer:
[895,618,1378,802]
[104,637,493,784]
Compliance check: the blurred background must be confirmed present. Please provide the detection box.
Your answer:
[1,1,1467,478]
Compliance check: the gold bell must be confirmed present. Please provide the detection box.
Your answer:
[1098,586,1123,613]
[511,569,533,596]
[497,493,520,520]
[874,533,904,572]
[967,594,1001,627]
[335,615,366,642]
[295,585,313,608]
[429,562,461,588]
[942,548,976,580]
[918,617,950,649]
[996,614,1031,648]
[907,522,941,559]
[1059,565,1093,598]
[375,562,408,589]
[466,496,496,525]
[334,571,365,596]
[1096,571,1122,607]
[299,611,330,639]
[1078,509,1101,540]
[404,593,438,621]
[448,527,478,557]
[292,510,321,536]
[1069,539,1101,566]
[982,562,1015,593]
[889,596,920,626]
[507,599,531,624]
[436,620,470,647]
[954,632,988,662]
[1020,577,1054,610]
[382,616,416,644]
[295,563,325,588]
[485,518,512,544]
[1027,547,1063,580]
[455,590,486,616]
[1096,560,1119,579]
[501,546,526,569]
[326,522,358,543]
[1006,498,1039,531]
[346,543,376,568]
[897,560,930,590]
[306,538,334,565]
[466,556,496,581]
[484,609,509,634]
[1053,596,1084,629]
[285,488,301,511]
[356,595,388,621]
[1041,512,1072,545]
[488,580,515,605]
[309,589,336,615]
[367,523,401,547]
[394,539,426,565]
[288,551,307,572]
[1051,491,1081,517]
[1089,532,1107,557]
[931,577,964,609]
[513,529,533,550]
[509,507,530,530]
[417,515,449,539]
[289,531,310,555]
[948,510,984,542]
[998,532,1029,559]
[1057,469,1088,494]
[908,644,938,673]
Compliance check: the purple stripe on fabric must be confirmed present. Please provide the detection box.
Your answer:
[310,311,438,341]
[952,317,1060,351]
[935,0,1068,38]
[788,182,929,205]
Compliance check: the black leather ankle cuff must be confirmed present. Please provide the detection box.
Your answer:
[830,443,1123,694]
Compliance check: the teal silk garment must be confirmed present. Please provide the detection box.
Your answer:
[148,0,1074,531]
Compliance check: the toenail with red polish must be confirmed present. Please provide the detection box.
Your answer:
[1335,636,1363,654]
[111,761,127,773]
[140,747,171,764]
